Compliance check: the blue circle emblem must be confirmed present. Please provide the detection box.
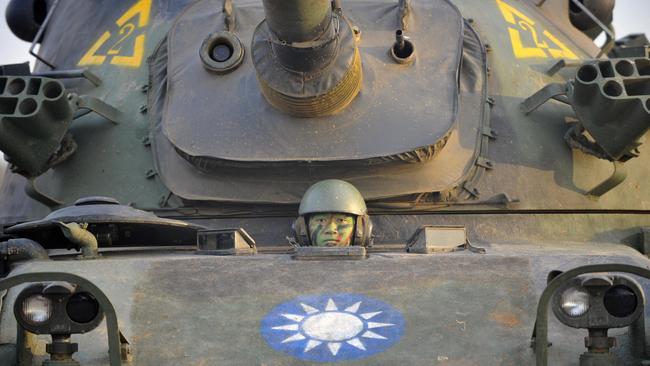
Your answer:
[261,293,405,362]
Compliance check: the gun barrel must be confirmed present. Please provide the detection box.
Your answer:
[261,0,332,43]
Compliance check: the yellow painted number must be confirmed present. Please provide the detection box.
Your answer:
[496,0,578,60]
[78,0,152,68]
[107,24,136,55]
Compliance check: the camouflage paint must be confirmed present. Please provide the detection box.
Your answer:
[308,213,355,247]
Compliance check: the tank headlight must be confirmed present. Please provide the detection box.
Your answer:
[552,274,644,330]
[66,292,100,324]
[14,283,104,335]
[21,294,53,325]
[560,286,590,317]
[604,285,638,318]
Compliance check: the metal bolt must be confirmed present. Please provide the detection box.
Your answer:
[332,0,342,13]
[352,26,361,40]
[145,169,157,179]
[120,342,133,362]
[395,30,406,53]
[139,105,148,114]
[159,193,172,207]
[142,135,151,146]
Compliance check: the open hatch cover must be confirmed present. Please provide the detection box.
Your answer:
[5,197,201,249]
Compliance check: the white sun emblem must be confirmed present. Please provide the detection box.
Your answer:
[271,298,395,356]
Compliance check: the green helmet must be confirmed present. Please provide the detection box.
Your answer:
[294,180,372,246]
[298,179,367,216]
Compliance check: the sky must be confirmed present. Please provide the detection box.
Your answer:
[0,0,649,171]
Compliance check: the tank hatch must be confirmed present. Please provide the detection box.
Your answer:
[160,0,463,167]
[5,196,201,249]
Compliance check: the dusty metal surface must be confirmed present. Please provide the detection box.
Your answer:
[0,244,647,365]
[163,0,462,163]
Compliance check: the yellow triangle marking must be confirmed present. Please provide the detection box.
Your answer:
[508,28,548,59]
[77,0,152,68]
[495,0,579,60]
[543,30,579,60]
[78,31,111,66]
[116,0,152,28]
[110,34,146,68]
[496,0,536,26]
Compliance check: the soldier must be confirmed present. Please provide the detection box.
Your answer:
[292,180,373,247]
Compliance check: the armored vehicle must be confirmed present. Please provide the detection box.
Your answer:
[0,0,649,364]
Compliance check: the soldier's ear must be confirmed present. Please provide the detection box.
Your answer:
[365,215,374,247]
[292,216,309,246]
[354,214,373,247]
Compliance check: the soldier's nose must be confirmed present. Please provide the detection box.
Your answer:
[324,222,338,234]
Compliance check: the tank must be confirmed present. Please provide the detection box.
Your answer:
[0,0,649,365]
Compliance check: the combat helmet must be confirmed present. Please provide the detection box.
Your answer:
[293,180,373,246]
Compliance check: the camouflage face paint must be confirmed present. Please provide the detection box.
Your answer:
[308,213,355,247]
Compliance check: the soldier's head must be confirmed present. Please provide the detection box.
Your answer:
[293,180,372,247]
